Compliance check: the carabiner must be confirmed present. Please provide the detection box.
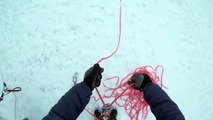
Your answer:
[73,72,78,85]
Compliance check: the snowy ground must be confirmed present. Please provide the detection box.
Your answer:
[0,0,213,120]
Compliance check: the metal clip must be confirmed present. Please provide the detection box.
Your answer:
[0,82,7,102]
[3,82,7,92]
[73,72,78,85]
[102,103,112,113]
[0,93,3,101]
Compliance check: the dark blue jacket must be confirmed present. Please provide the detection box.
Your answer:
[144,83,185,120]
[43,82,185,120]
[43,82,92,120]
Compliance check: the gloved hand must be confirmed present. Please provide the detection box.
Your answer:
[84,64,104,91]
[128,74,152,92]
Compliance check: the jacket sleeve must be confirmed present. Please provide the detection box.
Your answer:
[144,83,185,120]
[43,82,92,120]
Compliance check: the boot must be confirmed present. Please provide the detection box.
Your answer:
[94,108,103,120]
[108,109,117,120]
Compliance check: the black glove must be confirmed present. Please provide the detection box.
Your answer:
[128,74,152,92]
[83,64,104,91]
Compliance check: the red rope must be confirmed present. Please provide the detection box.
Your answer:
[101,65,165,120]
[94,0,122,110]
[109,83,133,106]
[96,0,122,64]
[89,66,165,120]
[95,88,106,107]
[85,0,123,118]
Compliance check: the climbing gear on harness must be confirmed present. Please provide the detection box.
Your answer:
[102,103,112,115]
[94,105,117,120]
[0,82,22,102]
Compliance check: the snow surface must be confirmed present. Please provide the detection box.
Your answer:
[0,0,213,120]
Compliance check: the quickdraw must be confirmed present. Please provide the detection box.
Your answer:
[0,82,22,102]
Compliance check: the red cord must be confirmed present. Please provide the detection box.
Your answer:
[96,0,122,64]
[90,65,164,120]
[102,66,165,120]
[85,0,123,117]
[94,0,122,110]
[95,88,106,107]
[109,83,133,106]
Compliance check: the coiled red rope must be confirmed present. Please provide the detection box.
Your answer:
[101,65,165,120]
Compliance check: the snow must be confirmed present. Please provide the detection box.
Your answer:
[0,0,213,119]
